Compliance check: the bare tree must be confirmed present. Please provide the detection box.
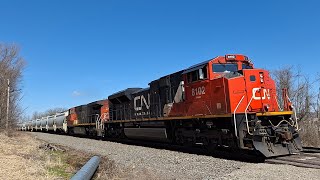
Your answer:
[31,107,67,120]
[272,66,314,120]
[31,111,41,120]
[273,66,294,110]
[0,43,26,132]
[311,74,320,119]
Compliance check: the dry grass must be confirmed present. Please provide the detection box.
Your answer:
[299,119,320,147]
[0,132,57,180]
[0,132,109,179]
[47,146,119,180]
[0,131,137,180]
[0,132,116,179]
[57,145,154,179]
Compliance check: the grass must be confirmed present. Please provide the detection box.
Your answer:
[0,131,150,179]
[0,131,56,179]
[0,132,97,179]
[46,151,74,179]
[48,166,71,178]
[299,118,320,147]
[41,143,119,180]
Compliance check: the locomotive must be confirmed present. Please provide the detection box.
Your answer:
[20,54,302,157]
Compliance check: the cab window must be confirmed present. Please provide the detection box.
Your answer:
[250,75,256,82]
[187,65,208,83]
[212,64,238,72]
[242,63,253,69]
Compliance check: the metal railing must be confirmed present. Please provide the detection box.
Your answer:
[285,93,299,130]
[245,95,254,136]
[233,95,245,138]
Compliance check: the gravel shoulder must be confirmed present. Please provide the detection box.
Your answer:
[223,163,320,180]
[30,132,320,180]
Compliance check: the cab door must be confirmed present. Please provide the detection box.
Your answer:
[184,65,212,116]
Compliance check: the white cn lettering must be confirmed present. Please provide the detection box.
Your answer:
[134,96,141,111]
[134,94,150,111]
[252,88,271,100]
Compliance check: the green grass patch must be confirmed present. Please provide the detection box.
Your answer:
[45,150,75,179]
[48,165,72,179]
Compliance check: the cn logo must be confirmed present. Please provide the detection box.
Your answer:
[134,94,150,111]
[252,88,271,100]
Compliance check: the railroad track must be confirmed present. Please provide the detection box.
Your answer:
[35,132,320,168]
[265,147,320,169]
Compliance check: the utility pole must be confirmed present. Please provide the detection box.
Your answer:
[318,87,320,119]
[6,79,10,133]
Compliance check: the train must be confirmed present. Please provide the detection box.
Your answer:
[18,54,302,157]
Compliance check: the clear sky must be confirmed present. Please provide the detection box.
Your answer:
[0,0,319,116]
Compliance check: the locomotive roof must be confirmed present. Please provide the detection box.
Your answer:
[131,87,150,94]
[87,99,108,105]
[108,88,142,103]
[109,88,142,96]
[183,59,211,74]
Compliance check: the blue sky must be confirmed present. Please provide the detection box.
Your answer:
[0,0,319,116]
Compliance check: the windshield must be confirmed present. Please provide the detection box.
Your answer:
[212,64,238,72]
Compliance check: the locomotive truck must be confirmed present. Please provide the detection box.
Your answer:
[21,54,302,157]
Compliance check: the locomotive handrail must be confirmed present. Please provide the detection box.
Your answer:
[233,95,245,138]
[286,93,299,130]
[292,106,299,130]
[95,114,100,130]
[275,95,282,111]
[95,113,108,131]
[245,93,255,136]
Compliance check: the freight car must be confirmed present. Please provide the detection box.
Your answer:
[67,99,109,136]
[20,112,69,133]
[22,54,302,157]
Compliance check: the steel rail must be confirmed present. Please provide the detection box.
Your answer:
[265,149,320,169]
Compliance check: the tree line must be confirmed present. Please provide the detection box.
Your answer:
[273,66,320,121]
[0,43,25,132]
[0,43,66,132]
[30,107,67,120]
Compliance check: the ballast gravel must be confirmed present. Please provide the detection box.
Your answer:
[30,132,320,180]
